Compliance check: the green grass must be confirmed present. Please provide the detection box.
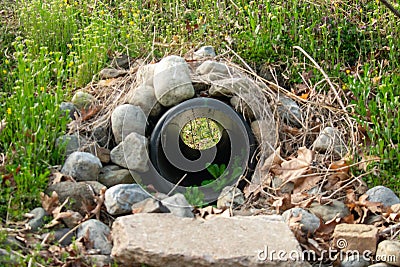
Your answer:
[0,0,399,223]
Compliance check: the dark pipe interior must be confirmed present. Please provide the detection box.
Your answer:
[157,129,231,186]
[149,97,256,190]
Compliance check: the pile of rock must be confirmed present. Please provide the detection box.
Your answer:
[21,46,400,267]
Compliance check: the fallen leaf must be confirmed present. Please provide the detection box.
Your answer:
[278,147,314,184]
[293,174,322,194]
[41,191,60,214]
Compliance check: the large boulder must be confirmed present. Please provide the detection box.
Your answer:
[153,55,194,107]
[111,104,146,144]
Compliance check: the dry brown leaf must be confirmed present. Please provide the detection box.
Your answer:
[41,191,60,214]
[261,146,282,171]
[293,174,322,194]
[91,187,106,220]
[278,147,314,184]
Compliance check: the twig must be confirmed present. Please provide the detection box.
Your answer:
[380,222,400,236]
[293,46,347,112]
[167,174,187,196]
[379,0,400,19]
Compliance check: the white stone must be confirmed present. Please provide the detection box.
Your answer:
[111,104,146,144]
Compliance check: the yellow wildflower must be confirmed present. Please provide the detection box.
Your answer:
[40,86,45,92]
[345,69,351,74]
[7,108,11,115]
[129,21,134,26]
[5,59,9,64]
[67,43,72,49]
[68,61,74,67]
[2,70,6,74]
[126,34,130,38]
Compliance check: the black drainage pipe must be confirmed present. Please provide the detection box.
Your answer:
[149,97,256,192]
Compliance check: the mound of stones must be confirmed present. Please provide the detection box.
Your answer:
[21,46,400,267]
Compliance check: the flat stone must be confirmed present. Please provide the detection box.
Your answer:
[153,55,194,107]
[111,214,308,267]
[61,151,102,181]
[282,207,320,234]
[77,219,112,255]
[127,84,162,117]
[365,186,400,207]
[161,193,194,218]
[110,132,149,172]
[71,91,95,110]
[217,186,245,209]
[376,240,400,266]
[332,224,378,254]
[312,127,348,158]
[308,200,350,222]
[98,165,136,188]
[104,184,150,215]
[111,104,146,144]
[46,181,106,215]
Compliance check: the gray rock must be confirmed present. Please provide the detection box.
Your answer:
[271,177,294,194]
[376,240,400,266]
[127,84,162,117]
[132,198,168,213]
[60,102,76,119]
[61,151,102,181]
[62,210,83,228]
[77,219,112,255]
[153,55,194,107]
[251,120,277,148]
[196,60,230,81]
[71,91,95,110]
[0,248,20,265]
[308,200,350,222]
[104,184,150,215]
[99,68,127,79]
[230,95,255,120]
[83,254,112,267]
[93,126,109,147]
[55,134,83,157]
[209,77,252,96]
[365,186,400,207]
[340,254,370,267]
[111,104,146,144]
[111,213,309,267]
[277,96,303,128]
[98,165,136,188]
[110,132,149,172]
[217,186,245,209]
[193,45,216,59]
[46,181,106,215]
[313,127,348,157]
[52,228,75,247]
[161,193,194,218]
[27,207,47,231]
[136,63,156,87]
[282,207,320,234]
